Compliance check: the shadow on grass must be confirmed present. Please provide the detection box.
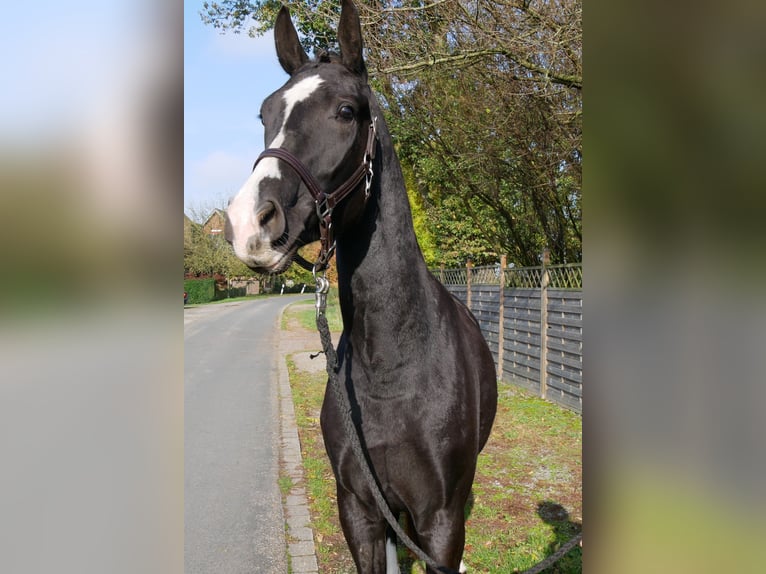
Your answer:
[523,501,582,574]
[396,498,581,574]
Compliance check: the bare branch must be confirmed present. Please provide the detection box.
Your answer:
[379,49,582,90]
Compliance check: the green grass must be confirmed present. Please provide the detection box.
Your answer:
[285,356,356,572]
[460,387,582,573]
[288,288,343,332]
[278,474,294,496]
[284,351,582,573]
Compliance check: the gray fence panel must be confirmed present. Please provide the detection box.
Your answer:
[546,351,582,371]
[433,262,582,413]
[502,329,541,347]
[502,369,540,394]
[472,286,501,362]
[503,348,541,373]
[548,326,582,342]
[502,284,544,400]
[545,287,582,411]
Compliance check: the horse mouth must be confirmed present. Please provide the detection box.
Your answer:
[245,239,302,275]
[269,245,302,274]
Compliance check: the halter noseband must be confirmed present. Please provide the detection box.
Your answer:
[252,117,378,272]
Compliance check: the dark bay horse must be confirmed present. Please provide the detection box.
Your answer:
[224,1,497,571]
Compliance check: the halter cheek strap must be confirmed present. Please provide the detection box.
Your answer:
[252,117,378,272]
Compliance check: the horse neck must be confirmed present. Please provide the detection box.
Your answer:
[334,106,430,334]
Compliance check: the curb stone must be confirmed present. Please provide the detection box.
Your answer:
[277,304,323,574]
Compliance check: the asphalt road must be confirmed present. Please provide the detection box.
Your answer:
[184,295,310,574]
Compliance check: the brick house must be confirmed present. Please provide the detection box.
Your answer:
[202,209,226,237]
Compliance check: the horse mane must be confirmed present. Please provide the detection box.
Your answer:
[310,49,367,76]
[315,50,342,65]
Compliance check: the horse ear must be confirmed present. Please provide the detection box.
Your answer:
[338,0,366,76]
[274,6,308,75]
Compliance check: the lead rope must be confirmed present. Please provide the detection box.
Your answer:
[313,274,459,574]
[518,532,582,574]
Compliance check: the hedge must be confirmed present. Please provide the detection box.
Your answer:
[184,278,215,304]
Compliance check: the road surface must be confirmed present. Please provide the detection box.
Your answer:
[184,295,310,574]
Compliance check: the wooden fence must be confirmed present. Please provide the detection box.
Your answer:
[433,255,582,413]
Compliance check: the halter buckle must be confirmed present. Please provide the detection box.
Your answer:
[364,160,374,199]
[364,116,377,199]
[316,196,332,221]
[313,272,331,320]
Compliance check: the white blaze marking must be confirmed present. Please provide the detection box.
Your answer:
[270,74,324,149]
[254,75,324,185]
[226,75,324,263]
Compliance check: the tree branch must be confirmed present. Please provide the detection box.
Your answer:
[379,49,582,90]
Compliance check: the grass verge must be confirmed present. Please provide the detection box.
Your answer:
[287,288,343,332]
[286,356,357,572]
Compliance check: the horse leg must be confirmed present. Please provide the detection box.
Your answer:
[336,487,390,574]
[412,507,466,574]
[385,531,401,574]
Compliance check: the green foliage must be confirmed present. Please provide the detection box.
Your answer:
[184,214,261,279]
[274,256,314,289]
[402,160,439,267]
[389,70,581,266]
[184,278,215,304]
[201,0,340,52]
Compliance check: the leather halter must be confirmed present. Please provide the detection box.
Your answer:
[252,117,377,272]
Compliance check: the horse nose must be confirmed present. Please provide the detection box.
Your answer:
[246,235,261,253]
[255,199,285,242]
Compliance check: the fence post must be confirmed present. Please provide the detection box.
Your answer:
[439,263,445,284]
[497,255,506,380]
[539,248,550,399]
[466,259,473,310]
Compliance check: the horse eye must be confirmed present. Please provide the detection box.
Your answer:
[337,105,355,121]
[257,113,264,125]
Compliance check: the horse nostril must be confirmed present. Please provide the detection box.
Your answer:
[246,235,261,253]
[257,202,278,227]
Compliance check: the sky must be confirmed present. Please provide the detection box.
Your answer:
[0,1,139,143]
[184,1,287,218]
[0,0,288,220]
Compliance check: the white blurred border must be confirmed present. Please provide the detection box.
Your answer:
[0,1,183,573]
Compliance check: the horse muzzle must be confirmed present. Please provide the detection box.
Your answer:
[225,192,289,271]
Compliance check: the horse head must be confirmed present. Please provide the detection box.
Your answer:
[225,0,374,274]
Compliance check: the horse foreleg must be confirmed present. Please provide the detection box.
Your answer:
[336,488,390,574]
[412,506,466,574]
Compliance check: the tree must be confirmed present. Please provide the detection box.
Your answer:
[390,61,581,265]
[200,0,581,266]
[184,220,251,278]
